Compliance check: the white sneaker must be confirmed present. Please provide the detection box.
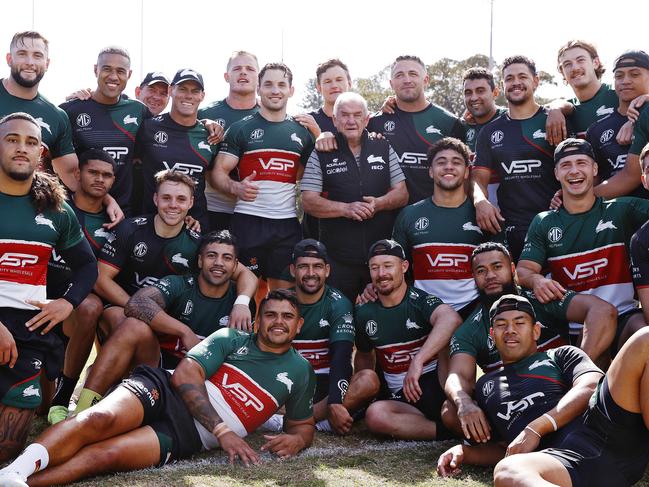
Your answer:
[259,414,283,432]
[315,419,333,433]
[0,471,28,487]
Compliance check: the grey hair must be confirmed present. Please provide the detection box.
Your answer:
[333,92,368,118]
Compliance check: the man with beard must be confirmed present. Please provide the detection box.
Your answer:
[271,239,378,435]
[0,290,315,485]
[442,242,616,443]
[210,63,314,290]
[367,55,466,204]
[1,32,77,191]
[462,68,506,206]
[355,240,461,440]
[0,113,98,460]
[471,56,564,261]
[199,51,260,232]
[301,92,408,302]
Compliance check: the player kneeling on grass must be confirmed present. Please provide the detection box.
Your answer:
[437,294,603,479]
[0,289,315,486]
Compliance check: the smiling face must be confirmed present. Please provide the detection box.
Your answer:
[491,309,540,364]
[136,82,170,116]
[94,53,131,102]
[258,68,293,112]
[171,80,204,119]
[226,54,259,96]
[558,47,600,91]
[256,298,303,351]
[369,254,409,296]
[7,37,49,88]
[502,63,538,106]
[554,153,597,198]
[463,77,498,120]
[614,65,649,103]
[0,118,42,182]
[153,180,193,226]
[317,65,351,106]
[291,256,329,295]
[198,241,237,287]
[429,148,468,191]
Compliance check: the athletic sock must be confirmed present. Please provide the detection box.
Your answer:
[51,374,79,408]
[0,443,49,478]
[74,388,103,414]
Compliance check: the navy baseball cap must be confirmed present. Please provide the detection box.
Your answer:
[171,68,204,90]
[613,50,649,71]
[489,294,537,325]
[292,239,328,262]
[554,138,596,165]
[368,239,406,260]
[140,71,170,87]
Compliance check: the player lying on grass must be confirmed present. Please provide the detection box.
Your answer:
[0,289,315,486]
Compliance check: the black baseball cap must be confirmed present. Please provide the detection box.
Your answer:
[140,71,170,87]
[613,50,649,71]
[171,68,204,90]
[489,294,536,324]
[368,239,406,260]
[292,239,328,262]
[554,138,596,165]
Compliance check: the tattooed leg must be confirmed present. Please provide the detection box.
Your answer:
[0,404,35,462]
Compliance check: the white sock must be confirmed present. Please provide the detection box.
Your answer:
[2,443,49,478]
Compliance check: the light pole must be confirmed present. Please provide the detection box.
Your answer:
[489,0,495,69]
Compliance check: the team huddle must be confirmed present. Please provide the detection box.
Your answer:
[1,29,649,486]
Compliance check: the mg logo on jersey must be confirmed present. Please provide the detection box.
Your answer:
[547,227,563,243]
[366,320,378,336]
[215,118,226,127]
[221,372,264,411]
[182,300,193,316]
[501,159,542,175]
[600,129,615,144]
[384,120,396,132]
[426,253,469,267]
[134,273,158,287]
[0,253,39,267]
[497,392,545,420]
[154,131,168,144]
[482,380,495,397]
[563,258,608,280]
[414,217,429,231]
[162,161,204,176]
[396,151,427,165]
[259,157,294,171]
[103,147,128,161]
[133,242,148,257]
[491,130,504,144]
[466,128,476,142]
[250,128,264,140]
[76,113,91,127]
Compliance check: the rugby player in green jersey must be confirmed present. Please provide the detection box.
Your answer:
[0,113,98,461]
[0,290,315,485]
[47,149,117,424]
[518,138,649,351]
[437,295,603,481]
[356,240,461,440]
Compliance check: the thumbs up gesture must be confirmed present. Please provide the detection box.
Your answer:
[235,170,260,201]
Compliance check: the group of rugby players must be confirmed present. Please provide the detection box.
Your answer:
[1,29,649,486]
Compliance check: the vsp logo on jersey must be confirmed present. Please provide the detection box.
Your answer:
[0,253,38,267]
[426,253,469,267]
[491,130,504,144]
[496,391,545,420]
[162,161,203,176]
[103,147,128,162]
[610,154,627,170]
[76,113,91,127]
[221,372,264,411]
[134,273,158,287]
[258,157,294,171]
[501,159,542,175]
[396,152,427,166]
[154,131,168,144]
[563,258,608,280]
[384,348,420,365]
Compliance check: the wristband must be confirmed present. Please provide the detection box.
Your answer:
[543,413,558,432]
[212,423,232,439]
[234,295,251,307]
[525,426,542,439]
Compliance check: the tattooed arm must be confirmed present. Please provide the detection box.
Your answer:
[171,358,260,465]
[124,286,201,351]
